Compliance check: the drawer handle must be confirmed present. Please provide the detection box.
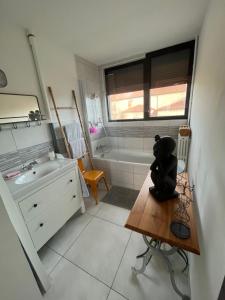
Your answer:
[39,223,44,227]
[69,179,73,183]
[33,203,38,208]
[73,195,76,198]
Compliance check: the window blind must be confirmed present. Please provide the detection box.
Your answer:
[105,60,144,95]
[148,42,194,89]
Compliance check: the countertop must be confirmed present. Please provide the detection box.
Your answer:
[5,158,76,202]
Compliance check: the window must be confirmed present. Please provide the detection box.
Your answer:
[105,41,195,121]
[149,84,187,117]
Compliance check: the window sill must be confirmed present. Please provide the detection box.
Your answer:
[104,118,187,127]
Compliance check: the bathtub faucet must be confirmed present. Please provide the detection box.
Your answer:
[96,144,107,153]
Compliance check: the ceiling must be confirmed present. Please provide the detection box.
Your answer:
[0,0,209,65]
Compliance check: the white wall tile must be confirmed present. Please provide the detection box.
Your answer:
[110,161,133,173]
[116,137,124,150]
[124,137,143,150]
[93,159,106,170]
[0,130,17,155]
[143,138,155,152]
[133,163,150,175]
[116,137,144,150]
[133,173,147,190]
[12,124,52,149]
[108,137,118,149]
[91,140,97,153]
[111,170,133,189]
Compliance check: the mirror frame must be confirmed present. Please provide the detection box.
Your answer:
[0,92,42,124]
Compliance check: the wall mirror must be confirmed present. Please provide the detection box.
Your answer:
[0,93,43,124]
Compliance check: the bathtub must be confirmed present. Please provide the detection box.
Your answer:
[93,149,154,190]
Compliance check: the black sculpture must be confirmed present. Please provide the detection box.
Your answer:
[149,135,178,201]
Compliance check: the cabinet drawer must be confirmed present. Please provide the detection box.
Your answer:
[63,189,82,220]
[19,170,78,222]
[27,191,82,250]
[27,199,65,250]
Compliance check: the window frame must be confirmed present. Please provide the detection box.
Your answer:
[105,41,195,122]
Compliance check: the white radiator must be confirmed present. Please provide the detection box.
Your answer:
[177,134,190,164]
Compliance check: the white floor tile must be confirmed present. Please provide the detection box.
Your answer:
[112,232,190,300]
[64,217,131,286]
[108,290,127,300]
[38,246,61,274]
[86,201,104,216]
[96,203,130,227]
[46,212,92,255]
[44,257,109,300]
[84,188,108,216]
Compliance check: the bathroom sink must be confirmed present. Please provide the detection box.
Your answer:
[15,162,60,185]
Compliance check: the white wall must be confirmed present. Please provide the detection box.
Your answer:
[188,0,225,299]
[75,56,104,158]
[75,55,102,126]
[0,20,82,155]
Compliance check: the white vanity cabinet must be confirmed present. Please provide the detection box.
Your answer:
[17,166,84,250]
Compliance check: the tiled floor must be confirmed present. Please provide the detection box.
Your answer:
[40,189,190,300]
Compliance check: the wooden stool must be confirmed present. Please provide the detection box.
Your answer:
[77,158,109,204]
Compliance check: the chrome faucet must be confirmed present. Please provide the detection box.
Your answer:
[22,160,38,171]
[96,144,106,153]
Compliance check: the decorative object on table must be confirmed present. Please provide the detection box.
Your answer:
[149,135,178,201]
[28,110,36,121]
[34,110,41,121]
[170,178,194,239]
[0,69,7,88]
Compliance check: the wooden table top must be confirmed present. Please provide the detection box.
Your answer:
[125,172,200,255]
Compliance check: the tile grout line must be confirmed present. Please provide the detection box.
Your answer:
[46,213,95,258]
[110,288,129,300]
[48,213,131,298]
[44,206,130,298]
[105,288,111,300]
[108,231,132,299]
[63,256,112,289]
[47,214,95,276]
[92,213,130,229]
[48,255,64,276]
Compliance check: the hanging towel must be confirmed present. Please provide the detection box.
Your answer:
[64,122,86,159]
[78,168,89,198]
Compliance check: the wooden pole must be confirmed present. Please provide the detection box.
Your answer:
[48,86,72,159]
[72,90,94,169]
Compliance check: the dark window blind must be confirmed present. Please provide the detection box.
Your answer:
[150,50,191,88]
[105,60,144,95]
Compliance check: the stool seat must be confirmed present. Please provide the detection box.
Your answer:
[77,158,109,204]
[83,170,104,182]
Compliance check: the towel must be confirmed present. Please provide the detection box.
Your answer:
[64,122,86,159]
[78,168,89,198]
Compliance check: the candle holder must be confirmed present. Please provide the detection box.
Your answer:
[170,179,194,239]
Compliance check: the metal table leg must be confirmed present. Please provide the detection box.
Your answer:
[132,235,190,300]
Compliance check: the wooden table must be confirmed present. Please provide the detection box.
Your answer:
[125,172,200,300]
